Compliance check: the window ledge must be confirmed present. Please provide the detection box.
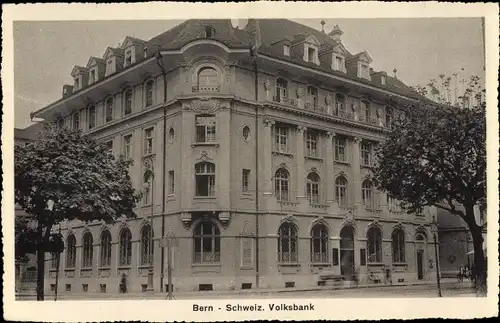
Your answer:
[98,267,111,270]
[193,196,217,200]
[393,263,408,266]
[272,151,293,157]
[49,268,59,272]
[367,262,385,266]
[81,267,92,271]
[138,264,153,269]
[191,142,220,148]
[310,203,329,209]
[117,266,131,270]
[278,262,301,267]
[64,268,76,272]
[306,156,323,161]
[192,263,221,267]
[310,263,330,267]
[334,160,350,165]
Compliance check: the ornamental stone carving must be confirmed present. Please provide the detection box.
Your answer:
[297,125,307,133]
[264,79,271,91]
[263,118,275,127]
[191,98,220,113]
[325,94,333,106]
[296,87,305,98]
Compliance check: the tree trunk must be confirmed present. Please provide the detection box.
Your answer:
[36,245,45,301]
[471,229,486,296]
[36,221,53,301]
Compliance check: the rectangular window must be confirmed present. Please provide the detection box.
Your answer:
[88,106,96,129]
[90,69,96,84]
[143,127,154,156]
[308,47,316,63]
[82,284,88,292]
[65,284,71,292]
[50,252,58,269]
[124,90,133,116]
[123,134,132,160]
[306,131,318,157]
[168,170,175,195]
[381,75,386,85]
[242,169,250,192]
[360,249,367,266]
[72,112,80,130]
[195,163,216,197]
[283,44,290,56]
[334,137,347,162]
[332,248,339,266]
[74,77,80,90]
[106,58,114,75]
[275,125,288,152]
[196,116,216,143]
[361,142,372,166]
[106,140,113,154]
[335,56,344,71]
[100,284,106,293]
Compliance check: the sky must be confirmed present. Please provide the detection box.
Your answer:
[13,18,485,129]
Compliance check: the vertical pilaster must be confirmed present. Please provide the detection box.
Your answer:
[325,132,335,203]
[262,118,274,202]
[295,125,307,200]
[352,137,362,208]
[181,106,194,211]
[218,106,231,211]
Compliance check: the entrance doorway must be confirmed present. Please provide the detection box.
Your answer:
[340,226,355,280]
[417,249,424,280]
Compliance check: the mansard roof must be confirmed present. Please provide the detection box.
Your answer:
[70,65,88,76]
[86,57,106,68]
[103,46,124,59]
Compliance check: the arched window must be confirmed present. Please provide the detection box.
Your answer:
[119,228,132,266]
[340,226,355,276]
[367,226,382,263]
[197,67,219,92]
[278,222,297,263]
[193,221,220,263]
[124,89,133,116]
[242,126,250,141]
[100,230,112,267]
[362,179,374,209]
[143,170,153,205]
[306,172,320,204]
[392,228,405,263]
[168,127,175,141]
[145,80,154,107]
[105,97,114,122]
[415,233,426,241]
[275,78,288,102]
[82,232,93,268]
[274,168,290,201]
[335,176,348,207]
[195,162,216,196]
[311,223,328,263]
[306,86,318,107]
[335,94,345,116]
[66,234,76,268]
[140,224,154,265]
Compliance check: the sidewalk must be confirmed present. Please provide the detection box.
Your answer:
[16,279,475,300]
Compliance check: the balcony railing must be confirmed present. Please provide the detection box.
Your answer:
[273,96,298,107]
[305,103,327,113]
[192,85,220,93]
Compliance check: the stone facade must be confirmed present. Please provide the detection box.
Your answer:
[32,19,438,295]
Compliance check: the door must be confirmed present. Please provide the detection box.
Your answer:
[340,250,355,279]
[417,249,424,280]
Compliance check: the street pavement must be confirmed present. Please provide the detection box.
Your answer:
[16,280,476,300]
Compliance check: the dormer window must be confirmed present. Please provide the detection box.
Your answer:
[124,49,133,67]
[305,45,319,65]
[360,64,370,80]
[143,46,148,58]
[284,44,290,56]
[74,77,80,90]
[381,75,386,85]
[89,68,97,84]
[333,55,345,72]
[205,26,215,38]
[106,58,115,76]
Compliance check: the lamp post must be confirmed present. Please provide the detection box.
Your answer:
[430,216,442,297]
[143,156,155,293]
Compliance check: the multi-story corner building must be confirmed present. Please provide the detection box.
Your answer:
[32,19,439,294]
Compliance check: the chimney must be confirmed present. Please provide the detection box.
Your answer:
[320,20,326,33]
[328,25,343,42]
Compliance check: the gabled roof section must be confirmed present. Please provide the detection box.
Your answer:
[304,34,321,46]
[103,46,124,59]
[121,36,147,49]
[71,66,88,77]
[350,51,372,63]
[14,123,44,141]
[86,57,105,69]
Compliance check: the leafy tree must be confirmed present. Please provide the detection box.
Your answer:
[373,97,487,295]
[15,126,142,300]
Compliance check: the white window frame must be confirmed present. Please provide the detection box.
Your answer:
[88,106,96,130]
[195,162,216,197]
[306,173,320,205]
[306,131,318,157]
[361,142,372,166]
[143,127,155,156]
[334,137,347,162]
[144,80,155,108]
[335,176,348,207]
[123,88,133,116]
[122,134,132,160]
[196,115,217,143]
[105,97,114,123]
[274,168,290,201]
[274,125,288,153]
[283,44,290,56]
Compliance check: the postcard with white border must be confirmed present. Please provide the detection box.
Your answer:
[2,2,499,321]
